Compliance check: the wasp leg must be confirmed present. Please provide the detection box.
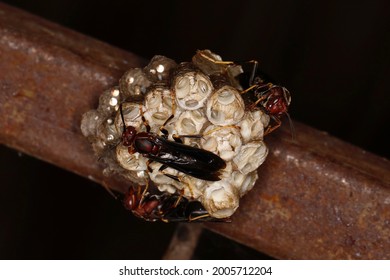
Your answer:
[198,52,260,86]
[139,180,150,206]
[137,160,153,206]
[159,114,175,139]
[264,116,282,136]
[188,213,211,222]
[162,171,181,182]
[158,168,196,200]
[231,59,259,87]
[247,60,259,86]
[101,180,118,199]
[159,173,194,199]
[188,213,232,223]
[197,51,235,65]
[119,102,127,133]
[146,159,155,173]
[203,125,241,136]
[159,90,177,138]
[173,193,183,208]
[138,106,152,133]
[241,82,273,96]
[158,165,183,185]
[171,133,203,143]
[248,94,268,111]
[184,200,231,222]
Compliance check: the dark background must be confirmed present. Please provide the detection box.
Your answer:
[1,0,389,259]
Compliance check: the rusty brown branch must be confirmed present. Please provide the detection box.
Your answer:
[1,3,389,259]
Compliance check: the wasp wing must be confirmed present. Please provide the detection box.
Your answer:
[147,137,226,181]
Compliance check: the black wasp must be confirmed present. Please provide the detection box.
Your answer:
[119,104,226,181]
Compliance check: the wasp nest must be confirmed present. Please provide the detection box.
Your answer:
[81,50,270,219]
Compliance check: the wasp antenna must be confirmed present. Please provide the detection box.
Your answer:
[119,102,126,133]
[102,182,119,200]
[248,59,259,86]
[286,112,296,141]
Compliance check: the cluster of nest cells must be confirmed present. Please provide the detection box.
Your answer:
[81,50,291,222]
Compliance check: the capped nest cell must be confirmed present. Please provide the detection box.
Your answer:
[81,50,272,219]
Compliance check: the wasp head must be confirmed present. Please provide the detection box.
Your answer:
[122,126,137,147]
[123,188,138,211]
[264,86,291,117]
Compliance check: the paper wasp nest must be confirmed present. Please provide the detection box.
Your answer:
[81,50,270,219]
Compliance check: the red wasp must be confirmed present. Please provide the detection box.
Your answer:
[239,60,291,135]
[197,51,291,135]
[120,105,226,182]
[123,186,229,222]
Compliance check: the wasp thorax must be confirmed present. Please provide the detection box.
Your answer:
[265,86,291,117]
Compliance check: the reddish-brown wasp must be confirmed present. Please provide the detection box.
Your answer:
[123,186,229,222]
[197,51,291,135]
[120,105,226,182]
[239,60,291,135]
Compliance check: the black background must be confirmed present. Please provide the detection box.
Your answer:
[1,0,389,259]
